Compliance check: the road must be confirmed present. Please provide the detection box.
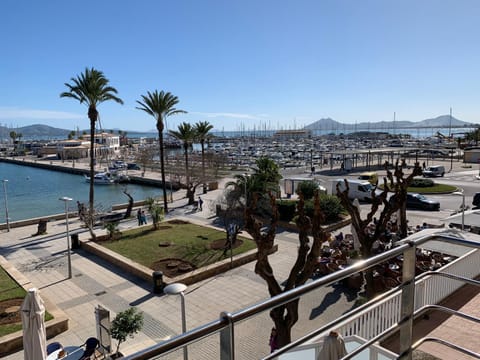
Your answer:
[281,161,480,229]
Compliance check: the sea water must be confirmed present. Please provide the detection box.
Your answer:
[0,162,166,223]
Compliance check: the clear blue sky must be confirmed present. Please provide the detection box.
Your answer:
[1,0,480,133]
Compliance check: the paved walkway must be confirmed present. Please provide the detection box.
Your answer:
[1,180,357,360]
[2,159,478,359]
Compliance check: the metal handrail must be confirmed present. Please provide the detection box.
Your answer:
[265,273,480,360]
[123,231,480,360]
[412,337,480,359]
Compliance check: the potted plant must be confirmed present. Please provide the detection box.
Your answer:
[110,307,144,358]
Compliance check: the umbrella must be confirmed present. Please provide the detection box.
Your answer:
[21,288,47,360]
[317,331,347,360]
[351,199,361,251]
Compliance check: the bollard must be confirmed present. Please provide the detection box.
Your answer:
[152,271,164,293]
[71,233,80,249]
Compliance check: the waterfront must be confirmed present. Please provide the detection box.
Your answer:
[0,162,165,222]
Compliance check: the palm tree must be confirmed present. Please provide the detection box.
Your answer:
[169,122,197,204]
[195,121,213,193]
[61,67,123,221]
[136,90,186,213]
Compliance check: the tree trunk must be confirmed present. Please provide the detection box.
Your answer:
[158,126,168,213]
[88,112,96,228]
[123,190,134,219]
[201,141,207,194]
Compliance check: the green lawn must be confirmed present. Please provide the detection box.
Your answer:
[100,220,256,270]
[0,267,53,337]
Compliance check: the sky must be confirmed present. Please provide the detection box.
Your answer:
[1,0,480,133]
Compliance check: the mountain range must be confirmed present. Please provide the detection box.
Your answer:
[0,115,477,139]
[304,115,476,131]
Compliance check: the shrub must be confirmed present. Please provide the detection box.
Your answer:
[111,307,144,355]
[295,180,319,200]
[305,194,344,223]
[410,178,434,187]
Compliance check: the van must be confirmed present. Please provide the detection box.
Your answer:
[358,171,378,185]
[332,179,375,202]
[423,165,445,177]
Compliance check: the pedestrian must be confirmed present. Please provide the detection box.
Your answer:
[137,209,142,226]
[198,196,203,211]
[141,210,147,225]
[269,327,279,353]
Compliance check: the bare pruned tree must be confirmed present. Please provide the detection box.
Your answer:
[244,190,330,348]
[336,160,423,297]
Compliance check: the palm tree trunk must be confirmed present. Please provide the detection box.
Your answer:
[184,144,194,204]
[201,141,207,194]
[89,117,95,224]
[158,133,169,213]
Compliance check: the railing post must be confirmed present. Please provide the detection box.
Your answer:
[220,311,235,360]
[399,243,416,360]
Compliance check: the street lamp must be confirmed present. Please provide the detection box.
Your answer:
[2,179,9,232]
[59,196,73,279]
[452,191,465,230]
[164,283,188,360]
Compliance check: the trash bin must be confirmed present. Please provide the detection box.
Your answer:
[71,233,80,249]
[152,271,164,293]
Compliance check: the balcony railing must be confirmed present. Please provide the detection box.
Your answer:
[123,229,480,360]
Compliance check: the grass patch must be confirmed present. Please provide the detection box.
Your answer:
[99,220,256,270]
[378,183,457,194]
[0,267,25,303]
[0,267,53,337]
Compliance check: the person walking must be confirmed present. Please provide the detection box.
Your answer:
[198,196,203,211]
[136,209,142,226]
[141,210,147,225]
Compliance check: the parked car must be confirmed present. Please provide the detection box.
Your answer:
[390,193,440,211]
[423,165,445,177]
[358,171,378,185]
[127,163,141,170]
[473,192,480,208]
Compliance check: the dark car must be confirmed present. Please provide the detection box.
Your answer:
[390,193,440,211]
[473,192,480,208]
[127,163,141,170]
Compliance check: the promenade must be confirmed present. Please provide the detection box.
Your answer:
[1,157,478,359]
[0,174,357,359]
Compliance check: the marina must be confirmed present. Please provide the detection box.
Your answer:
[0,161,166,223]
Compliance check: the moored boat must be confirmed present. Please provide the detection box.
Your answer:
[84,172,115,185]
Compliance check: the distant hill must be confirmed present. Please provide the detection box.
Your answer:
[304,115,475,131]
[0,124,71,139]
[0,124,155,140]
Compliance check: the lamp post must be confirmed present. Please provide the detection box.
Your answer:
[452,191,465,230]
[2,179,9,232]
[164,283,188,360]
[59,196,73,278]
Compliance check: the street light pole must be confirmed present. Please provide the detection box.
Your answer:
[164,283,188,360]
[452,191,465,230]
[59,196,73,278]
[2,179,9,232]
